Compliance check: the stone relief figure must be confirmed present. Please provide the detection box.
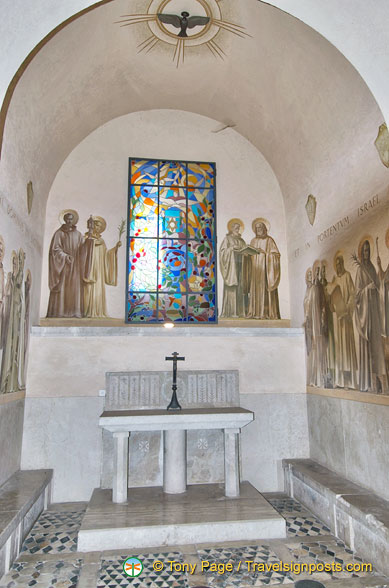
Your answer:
[327,253,357,389]
[0,251,20,394]
[20,269,32,388]
[377,229,389,339]
[47,210,86,318]
[247,218,281,319]
[219,219,248,318]
[0,247,31,394]
[320,261,335,387]
[303,267,314,384]
[82,216,121,318]
[309,260,328,388]
[353,237,387,393]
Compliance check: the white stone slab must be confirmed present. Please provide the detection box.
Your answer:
[77,482,286,552]
[99,407,254,432]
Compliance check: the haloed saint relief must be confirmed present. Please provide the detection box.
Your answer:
[304,232,389,395]
[219,217,281,320]
[46,211,122,319]
[0,237,32,394]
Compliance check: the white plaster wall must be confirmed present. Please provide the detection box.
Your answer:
[22,328,307,501]
[27,329,305,398]
[41,110,290,320]
[1,0,389,126]
[292,185,389,330]
[307,394,389,502]
[0,398,25,487]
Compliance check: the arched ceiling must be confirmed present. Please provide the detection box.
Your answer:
[0,0,387,253]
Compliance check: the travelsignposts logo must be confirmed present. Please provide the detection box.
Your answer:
[123,557,143,578]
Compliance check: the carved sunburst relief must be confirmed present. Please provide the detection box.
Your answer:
[116,0,250,67]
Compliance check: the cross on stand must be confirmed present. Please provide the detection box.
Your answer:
[165,351,185,410]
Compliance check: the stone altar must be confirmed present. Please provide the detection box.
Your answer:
[77,369,286,551]
[100,407,254,503]
[101,370,240,490]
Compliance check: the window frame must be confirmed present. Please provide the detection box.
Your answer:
[125,157,218,324]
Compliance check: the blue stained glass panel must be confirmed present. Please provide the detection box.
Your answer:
[158,240,187,292]
[188,241,215,292]
[128,293,157,322]
[187,189,215,240]
[187,163,215,188]
[131,159,158,185]
[128,238,158,291]
[187,293,216,322]
[130,186,158,238]
[159,161,187,186]
[159,188,186,239]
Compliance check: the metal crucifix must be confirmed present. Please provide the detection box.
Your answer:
[165,351,185,410]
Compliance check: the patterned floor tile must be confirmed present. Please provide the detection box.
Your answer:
[97,552,189,587]
[0,559,82,588]
[286,538,373,579]
[21,530,78,554]
[286,515,331,536]
[266,498,309,515]
[32,510,85,532]
[197,544,294,586]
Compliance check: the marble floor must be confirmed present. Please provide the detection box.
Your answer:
[0,493,388,588]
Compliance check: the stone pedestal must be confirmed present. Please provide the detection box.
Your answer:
[224,428,240,497]
[112,432,129,503]
[163,430,187,494]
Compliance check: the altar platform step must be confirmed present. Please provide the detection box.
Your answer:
[77,482,286,552]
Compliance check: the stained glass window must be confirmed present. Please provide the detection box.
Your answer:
[127,158,217,323]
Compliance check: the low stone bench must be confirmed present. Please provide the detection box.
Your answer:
[0,469,52,579]
[283,458,389,575]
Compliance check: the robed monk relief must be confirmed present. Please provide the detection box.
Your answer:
[219,217,281,319]
[47,210,122,319]
[304,230,389,396]
[0,238,32,394]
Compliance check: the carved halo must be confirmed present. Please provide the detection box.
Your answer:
[252,217,270,233]
[358,235,374,261]
[333,249,344,271]
[227,218,244,233]
[312,259,321,276]
[93,216,107,233]
[58,209,79,225]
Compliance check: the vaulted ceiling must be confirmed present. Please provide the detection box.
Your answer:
[0,0,386,252]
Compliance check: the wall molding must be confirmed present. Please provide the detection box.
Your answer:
[307,385,389,406]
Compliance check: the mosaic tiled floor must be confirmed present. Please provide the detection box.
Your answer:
[31,510,85,531]
[21,529,78,554]
[267,497,332,537]
[286,538,373,580]
[0,495,388,588]
[266,498,308,515]
[0,559,82,588]
[20,511,84,554]
[197,545,294,586]
[285,515,331,537]
[97,552,189,587]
